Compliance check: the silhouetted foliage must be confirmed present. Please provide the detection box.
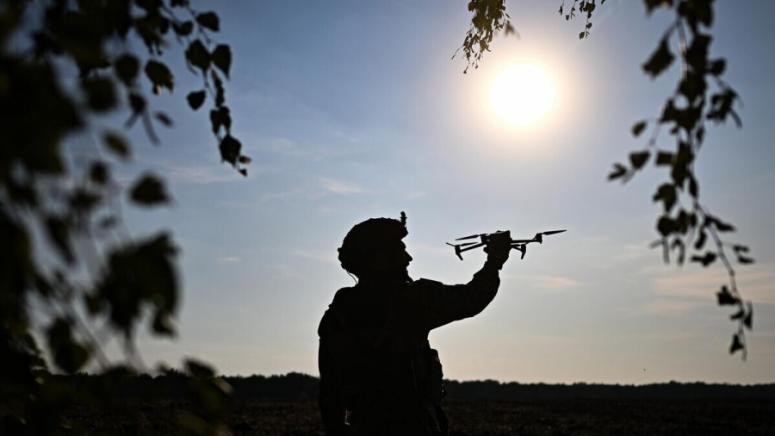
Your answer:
[1,0,241,434]
[5,372,773,403]
[460,0,753,358]
[455,0,517,73]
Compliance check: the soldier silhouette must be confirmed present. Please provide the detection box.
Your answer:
[318,212,511,436]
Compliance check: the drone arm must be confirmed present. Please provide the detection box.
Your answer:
[459,242,485,254]
[510,244,527,260]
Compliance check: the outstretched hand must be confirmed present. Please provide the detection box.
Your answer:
[484,232,511,267]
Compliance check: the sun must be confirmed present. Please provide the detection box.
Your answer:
[490,63,556,126]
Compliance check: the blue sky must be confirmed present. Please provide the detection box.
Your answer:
[105,0,775,383]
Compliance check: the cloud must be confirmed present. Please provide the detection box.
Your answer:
[291,249,336,264]
[535,275,581,289]
[260,138,309,157]
[165,164,239,185]
[216,256,241,263]
[652,263,775,304]
[510,274,582,290]
[320,177,364,195]
[642,298,705,315]
[407,191,427,199]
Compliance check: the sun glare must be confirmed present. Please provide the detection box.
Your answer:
[490,64,556,126]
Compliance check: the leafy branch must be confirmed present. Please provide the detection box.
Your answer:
[603,0,752,358]
[1,0,237,433]
[458,0,753,357]
[454,0,517,74]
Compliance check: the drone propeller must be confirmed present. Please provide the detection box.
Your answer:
[455,234,483,241]
[449,229,565,261]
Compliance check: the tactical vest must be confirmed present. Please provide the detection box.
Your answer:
[318,281,448,436]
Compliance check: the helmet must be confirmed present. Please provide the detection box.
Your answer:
[338,212,407,277]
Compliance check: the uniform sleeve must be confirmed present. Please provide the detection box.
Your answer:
[317,293,348,435]
[418,261,502,331]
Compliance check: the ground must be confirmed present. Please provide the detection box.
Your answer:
[59,398,775,435]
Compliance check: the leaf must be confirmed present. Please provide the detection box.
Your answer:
[656,216,674,237]
[696,126,705,143]
[678,71,706,103]
[715,221,735,232]
[114,54,140,85]
[186,40,210,71]
[130,174,170,206]
[103,132,130,160]
[219,135,241,165]
[729,333,744,354]
[93,233,179,336]
[642,38,674,78]
[716,285,738,305]
[210,106,231,135]
[196,12,220,31]
[737,255,754,265]
[685,34,711,72]
[144,60,174,93]
[212,44,232,77]
[688,175,699,198]
[187,90,206,110]
[744,303,753,330]
[655,151,674,166]
[652,183,677,212]
[128,92,146,114]
[708,59,726,76]
[82,77,117,112]
[155,111,173,127]
[707,215,735,232]
[694,229,707,250]
[46,318,90,374]
[707,88,740,126]
[732,244,750,254]
[172,20,193,36]
[629,150,650,170]
[670,163,689,188]
[89,161,108,185]
[690,251,716,267]
[631,121,647,137]
[608,163,627,181]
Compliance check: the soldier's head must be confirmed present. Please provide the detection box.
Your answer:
[338,212,412,282]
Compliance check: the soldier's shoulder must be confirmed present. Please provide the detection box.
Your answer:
[331,286,356,306]
[318,286,355,337]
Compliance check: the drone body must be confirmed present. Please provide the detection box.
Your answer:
[446,229,566,260]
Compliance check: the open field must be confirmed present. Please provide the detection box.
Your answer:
[59,398,775,435]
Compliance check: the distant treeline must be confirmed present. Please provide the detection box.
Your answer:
[6,372,775,402]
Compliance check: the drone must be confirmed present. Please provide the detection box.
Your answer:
[446,229,566,260]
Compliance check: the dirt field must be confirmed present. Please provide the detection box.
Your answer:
[63,398,775,435]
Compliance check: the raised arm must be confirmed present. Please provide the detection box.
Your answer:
[420,233,511,330]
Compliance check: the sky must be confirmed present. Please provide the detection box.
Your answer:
[92,0,775,383]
